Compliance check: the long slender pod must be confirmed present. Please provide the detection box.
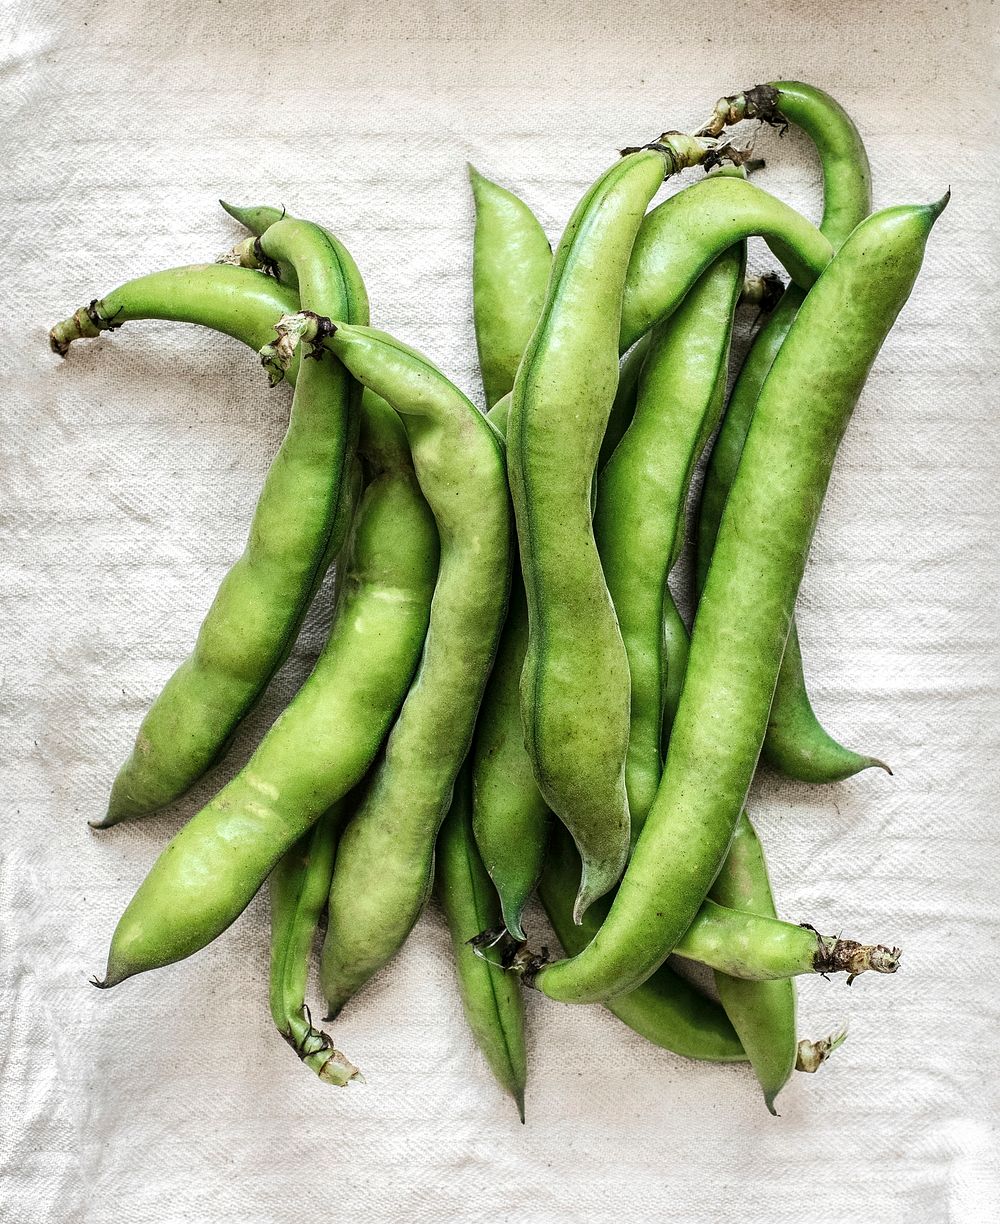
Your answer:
[436,764,527,1119]
[523,198,945,1004]
[263,321,512,1018]
[695,81,884,783]
[468,166,553,408]
[468,179,554,936]
[268,804,359,1085]
[596,244,744,834]
[507,149,666,921]
[96,397,438,986]
[53,225,369,825]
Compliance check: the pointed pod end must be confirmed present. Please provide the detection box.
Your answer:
[514,1087,526,1124]
[763,1092,780,1117]
[572,851,625,925]
[928,188,951,220]
[499,900,527,944]
[87,816,113,830]
[91,963,129,990]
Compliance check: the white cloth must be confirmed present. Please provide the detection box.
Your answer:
[2,1,998,1220]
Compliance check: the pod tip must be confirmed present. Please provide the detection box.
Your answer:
[929,188,951,219]
[90,965,128,990]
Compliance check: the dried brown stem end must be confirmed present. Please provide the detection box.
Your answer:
[796,1024,848,1073]
[259,310,336,385]
[698,84,787,138]
[619,131,754,177]
[812,931,902,984]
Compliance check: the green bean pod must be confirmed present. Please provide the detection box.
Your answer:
[54,223,370,826]
[507,149,667,922]
[49,264,300,356]
[696,81,886,784]
[466,176,554,935]
[436,763,527,1119]
[596,245,744,835]
[468,166,553,408]
[526,198,944,1004]
[96,396,439,987]
[290,322,512,1017]
[268,804,359,1085]
[619,174,833,352]
[469,392,546,939]
[472,568,549,942]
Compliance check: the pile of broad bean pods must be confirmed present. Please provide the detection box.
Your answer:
[51,81,945,1117]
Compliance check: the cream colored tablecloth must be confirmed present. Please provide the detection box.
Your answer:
[3,1,998,1219]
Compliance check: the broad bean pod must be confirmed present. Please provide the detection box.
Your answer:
[596,244,744,834]
[273,320,513,1018]
[54,223,368,825]
[507,148,666,922]
[437,763,527,1119]
[695,80,885,784]
[468,175,554,938]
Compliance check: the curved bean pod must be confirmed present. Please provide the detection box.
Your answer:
[696,81,885,784]
[468,166,552,408]
[54,226,368,825]
[437,763,527,1119]
[525,198,944,1004]
[466,176,552,935]
[507,148,667,922]
[619,174,833,351]
[280,321,512,1017]
[470,391,547,939]
[596,244,744,835]
[49,264,300,356]
[268,803,359,1085]
[96,396,439,986]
